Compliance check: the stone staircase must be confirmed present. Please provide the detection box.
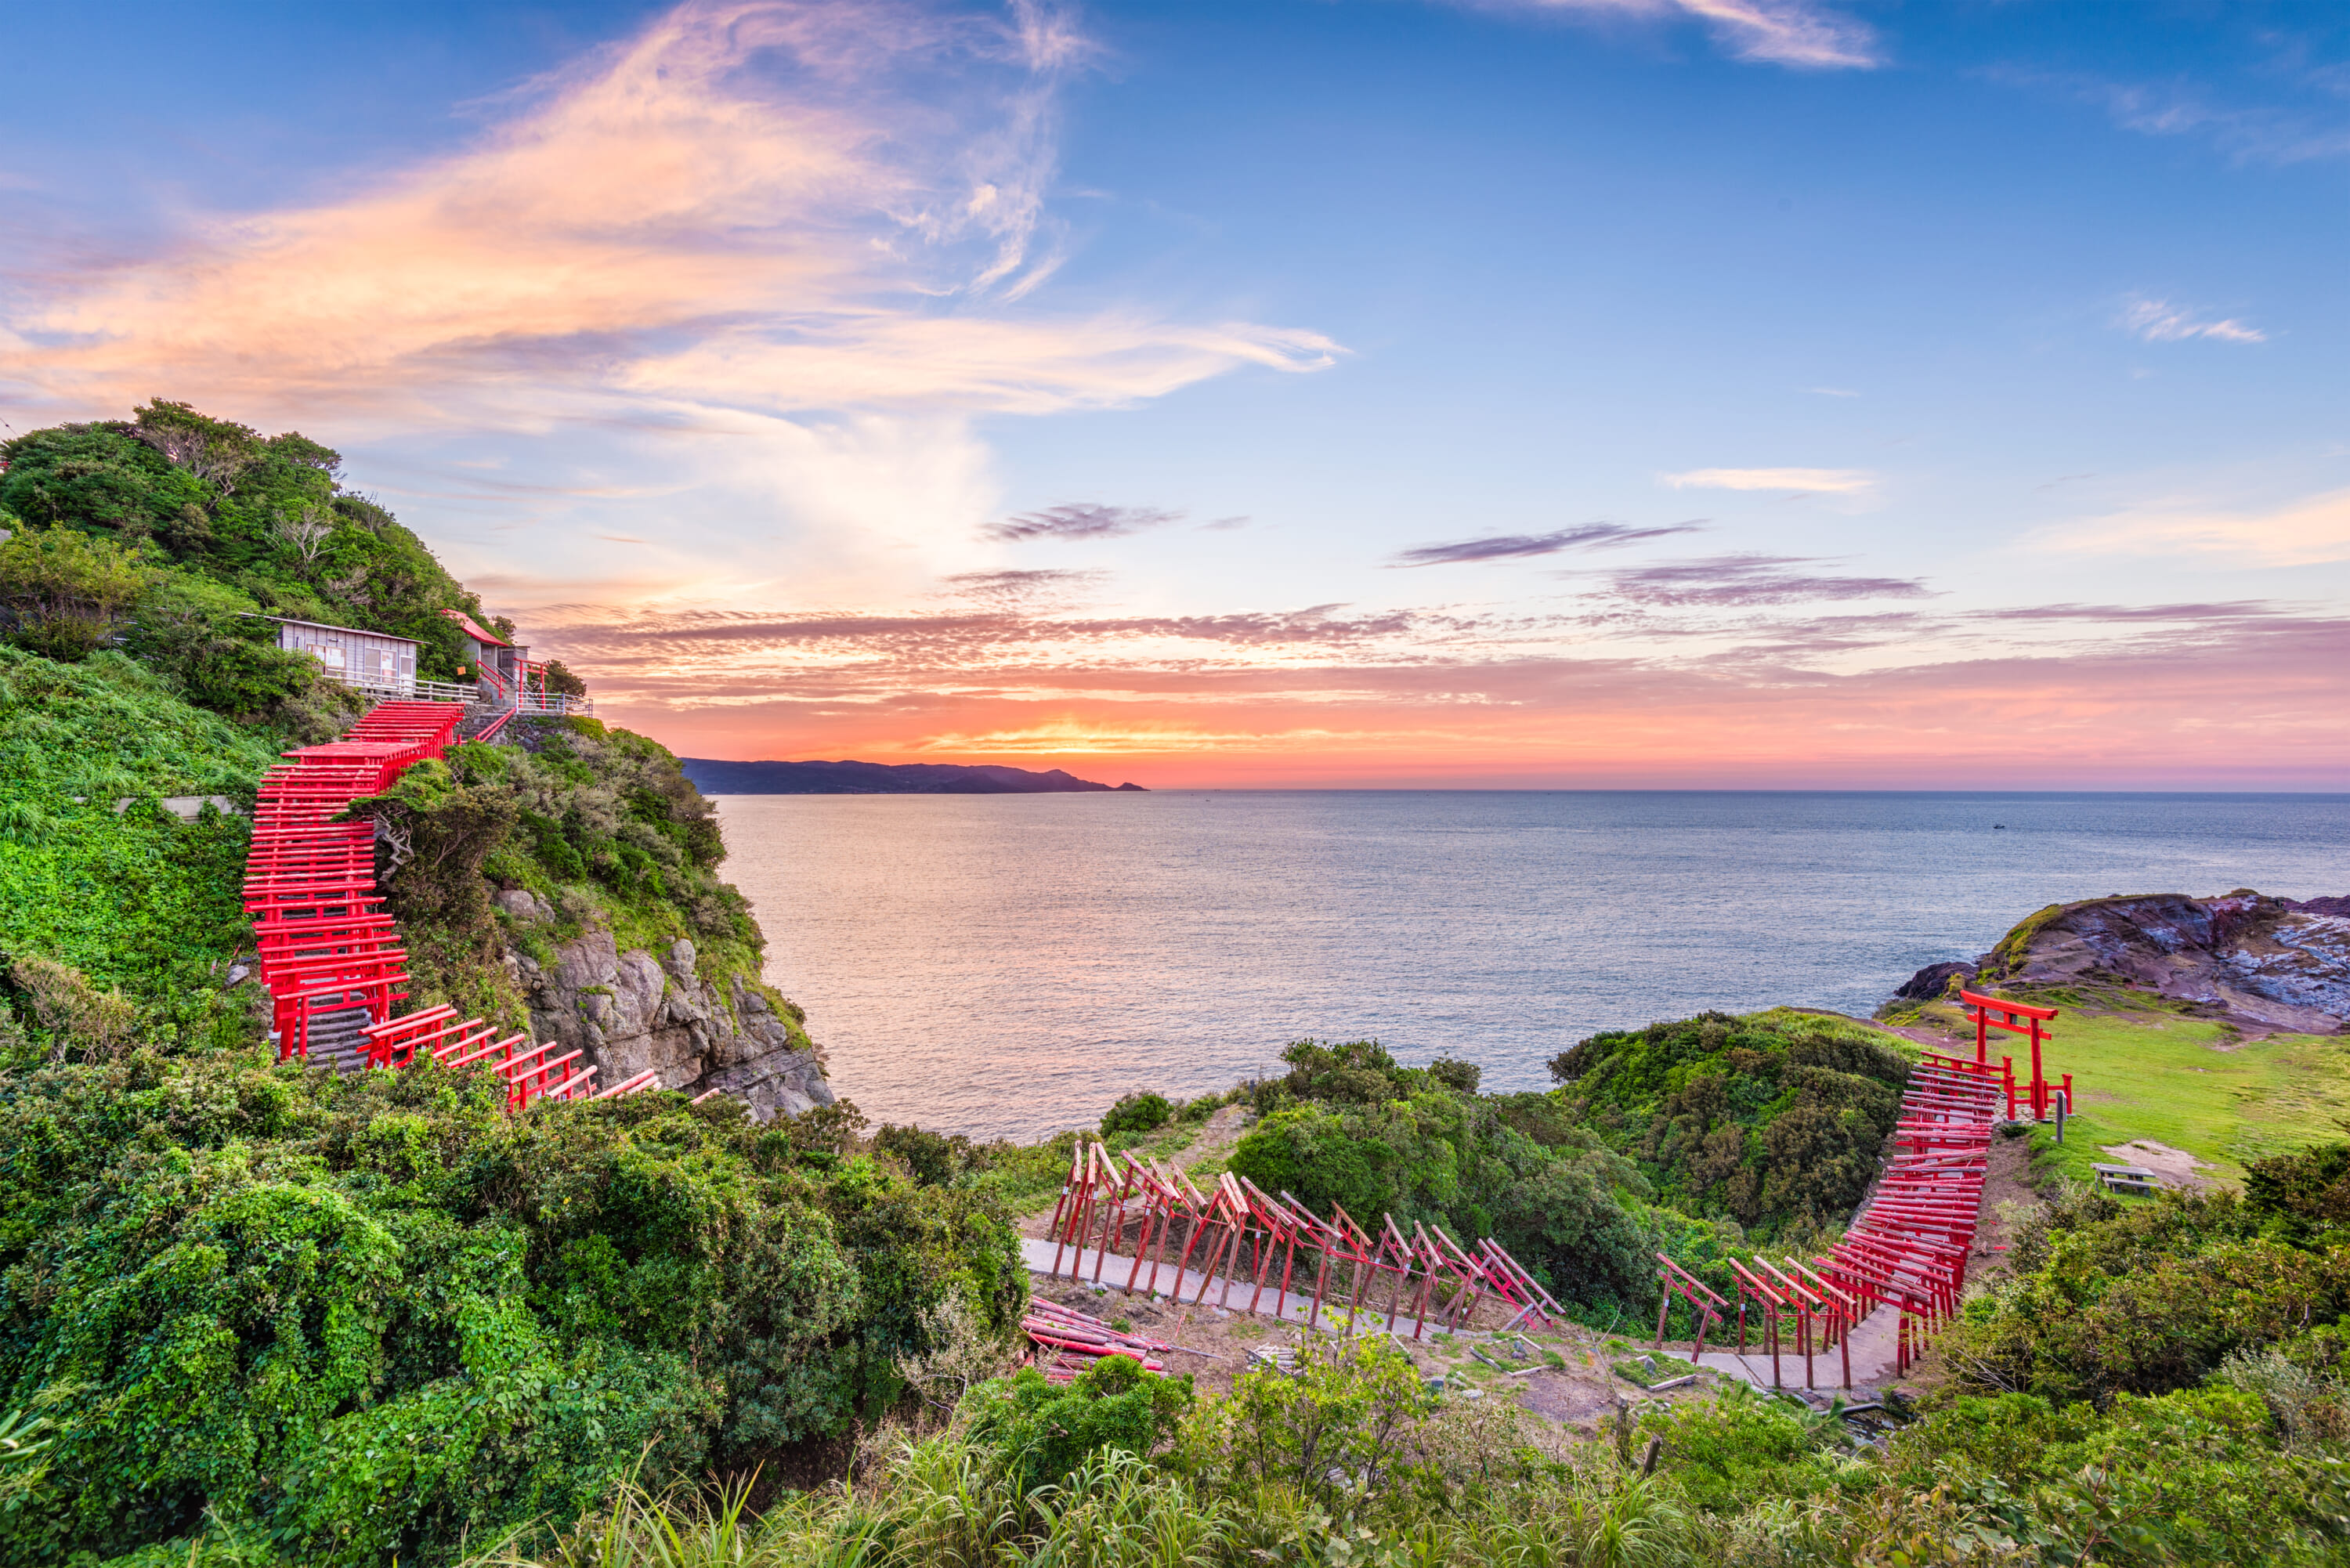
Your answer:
[303,1005,375,1076]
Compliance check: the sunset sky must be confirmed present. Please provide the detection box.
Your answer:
[4,0,2345,787]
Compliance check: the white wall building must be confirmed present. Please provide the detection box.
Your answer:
[269,618,422,696]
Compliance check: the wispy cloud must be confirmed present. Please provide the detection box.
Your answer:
[1807,386,1859,397]
[1965,602,2287,623]
[2040,486,2350,567]
[1658,467,1874,493]
[1598,554,1931,605]
[1,1,1338,432]
[517,593,2350,788]
[941,567,1105,605]
[1988,67,2350,166]
[1453,0,1880,70]
[985,502,1185,541]
[2118,294,2268,345]
[1387,520,1704,566]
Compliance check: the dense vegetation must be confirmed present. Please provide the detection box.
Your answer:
[8,400,2348,1566]
[332,1140,2347,1568]
[2,402,488,701]
[0,403,955,1568]
[0,400,789,1047]
[0,1044,1021,1568]
[1224,1039,1659,1312]
[1548,1008,1911,1238]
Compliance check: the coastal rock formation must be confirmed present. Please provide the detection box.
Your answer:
[680,757,1147,793]
[508,924,835,1118]
[1893,891,2350,1034]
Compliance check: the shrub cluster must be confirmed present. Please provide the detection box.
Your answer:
[0,1046,1023,1568]
[1549,1009,1911,1236]
[1224,1039,1658,1312]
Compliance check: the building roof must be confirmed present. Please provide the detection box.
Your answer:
[240,614,420,646]
[439,608,513,648]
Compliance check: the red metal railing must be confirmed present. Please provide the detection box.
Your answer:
[240,697,656,1112]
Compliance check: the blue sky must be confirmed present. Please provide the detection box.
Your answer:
[3,2,2345,784]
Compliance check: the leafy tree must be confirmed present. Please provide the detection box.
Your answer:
[0,527,152,659]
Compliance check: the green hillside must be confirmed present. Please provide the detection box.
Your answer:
[5,402,2349,1568]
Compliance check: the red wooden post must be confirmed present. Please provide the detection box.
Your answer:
[1975,1003,1988,1064]
[2030,1017,2045,1120]
[2004,1056,2016,1122]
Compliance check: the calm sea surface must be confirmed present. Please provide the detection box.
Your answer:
[712,792,2350,1141]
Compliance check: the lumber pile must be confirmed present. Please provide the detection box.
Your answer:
[1023,1299,1172,1383]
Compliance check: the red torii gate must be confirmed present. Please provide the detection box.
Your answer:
[1042,1142,1558,1338]
[1959,988,2069,1122]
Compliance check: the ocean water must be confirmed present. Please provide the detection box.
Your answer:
[712,791,2350,1141]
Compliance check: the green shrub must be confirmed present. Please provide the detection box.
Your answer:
[0,527,152,659]
[1549,1010,1911,1236]
[1640,1382,1861,1512]
[1224,1048,1654,1312]
[961,1355,1194,1496]
[1101,1091,1174,1137]
[1940,1182,2350,1407]
[874,1122,978,1187]
[1193,1335,1431,1508]
[0,1048,1023,1568]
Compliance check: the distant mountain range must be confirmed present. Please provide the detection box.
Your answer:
[679,758,1148,795]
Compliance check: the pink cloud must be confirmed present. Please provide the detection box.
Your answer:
[1,0,1335,433]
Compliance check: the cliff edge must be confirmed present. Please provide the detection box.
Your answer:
[1887,890,2350,1034]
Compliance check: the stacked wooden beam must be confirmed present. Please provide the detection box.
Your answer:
[1041,1143,1564,1338]
[1021,1299,1173,1382]
[240,699,657,1113]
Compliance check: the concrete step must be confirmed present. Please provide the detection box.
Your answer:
[305,1006,374,1075]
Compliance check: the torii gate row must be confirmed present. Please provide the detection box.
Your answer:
[1043,1142,1560,1338]
[359,1005,658,1108]
[1724,1255,1860,1391]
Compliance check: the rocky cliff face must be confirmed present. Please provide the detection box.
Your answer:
[1891,891,2350,1035]
[496,891,834,1118]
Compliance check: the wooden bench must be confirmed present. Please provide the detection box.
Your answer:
[2092,1162,2159,1194]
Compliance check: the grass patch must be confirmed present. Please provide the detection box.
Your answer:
[1612,1357,1676,1389]
[1910,999,2350,1186]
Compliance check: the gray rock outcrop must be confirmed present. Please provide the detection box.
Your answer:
[509,926,834,1119]
[1890,891,2350,1035]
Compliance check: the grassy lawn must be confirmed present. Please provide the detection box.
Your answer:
[1910,997,2350,1185]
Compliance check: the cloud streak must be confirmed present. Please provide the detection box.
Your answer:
[1454,0,1879,70]
[1388,520,1704,566]
[985,502,1184,541]
[1597,554,1932,606]
[2118,295,2269,345]
[1658,467,1874,493]
[1,0,1338,432]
